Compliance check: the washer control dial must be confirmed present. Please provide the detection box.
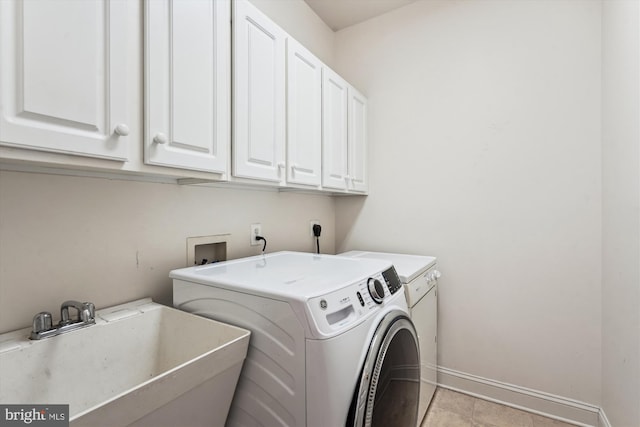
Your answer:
[367,278,385,304]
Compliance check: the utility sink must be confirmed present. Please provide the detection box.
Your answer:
[0,298,250,427]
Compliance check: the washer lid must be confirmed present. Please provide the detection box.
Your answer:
[339,251,436,283]
[170,251,393,301]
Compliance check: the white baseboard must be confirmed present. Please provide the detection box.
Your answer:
[598,408,612,427]
[437,366,601,427]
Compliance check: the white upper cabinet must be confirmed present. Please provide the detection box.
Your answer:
[322,67,368,194]
[322,68,349,191]
[348,87,368,193]
[145,0,230,174]
[0,0,367,193]
[233,0,286,183]
[286,38,322,187]
[0,0,130,160]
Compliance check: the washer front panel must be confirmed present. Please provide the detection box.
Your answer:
[305,290,411,427]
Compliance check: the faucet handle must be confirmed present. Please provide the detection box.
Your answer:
[60,300,93,324]
[32,312,53,334]
[82,302,96,323]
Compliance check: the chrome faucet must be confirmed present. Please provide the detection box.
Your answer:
[30,300,96,340]
[60,300,95,325]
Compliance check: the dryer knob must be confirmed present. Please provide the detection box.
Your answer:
[367,278,385,304]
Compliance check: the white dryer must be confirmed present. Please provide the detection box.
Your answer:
[340,251,439,425]
[171,251,420,427]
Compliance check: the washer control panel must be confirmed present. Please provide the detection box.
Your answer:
[367,277,385,304]
[307,268,400,337]
[381,266,402,295]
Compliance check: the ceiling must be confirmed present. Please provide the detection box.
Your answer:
[303,0,417,31]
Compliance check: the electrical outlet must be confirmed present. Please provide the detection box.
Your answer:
[250,223,262,246]
[310,220,320,237]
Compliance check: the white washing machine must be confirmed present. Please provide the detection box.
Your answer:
[171,251,420,427]
[340,251,439,426]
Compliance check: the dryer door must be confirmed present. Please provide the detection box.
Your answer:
[349,311,420,427]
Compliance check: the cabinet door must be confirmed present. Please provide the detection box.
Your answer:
[233,0,286,183]
[145,0,230,174]
[348,87,368,193]
[0,0,129,160]
[286,38,322,187]
[321,68,349,191]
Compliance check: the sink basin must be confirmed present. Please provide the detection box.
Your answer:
[0,298,250,427]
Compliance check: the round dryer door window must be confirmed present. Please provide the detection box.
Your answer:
[349,311,420,427]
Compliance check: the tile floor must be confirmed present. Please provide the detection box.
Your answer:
[422,388,577,427]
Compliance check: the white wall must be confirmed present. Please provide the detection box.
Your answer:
[0,0,337,334]
[601,1,640,425]
[333,0,602,406]
[0,171,335,334]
